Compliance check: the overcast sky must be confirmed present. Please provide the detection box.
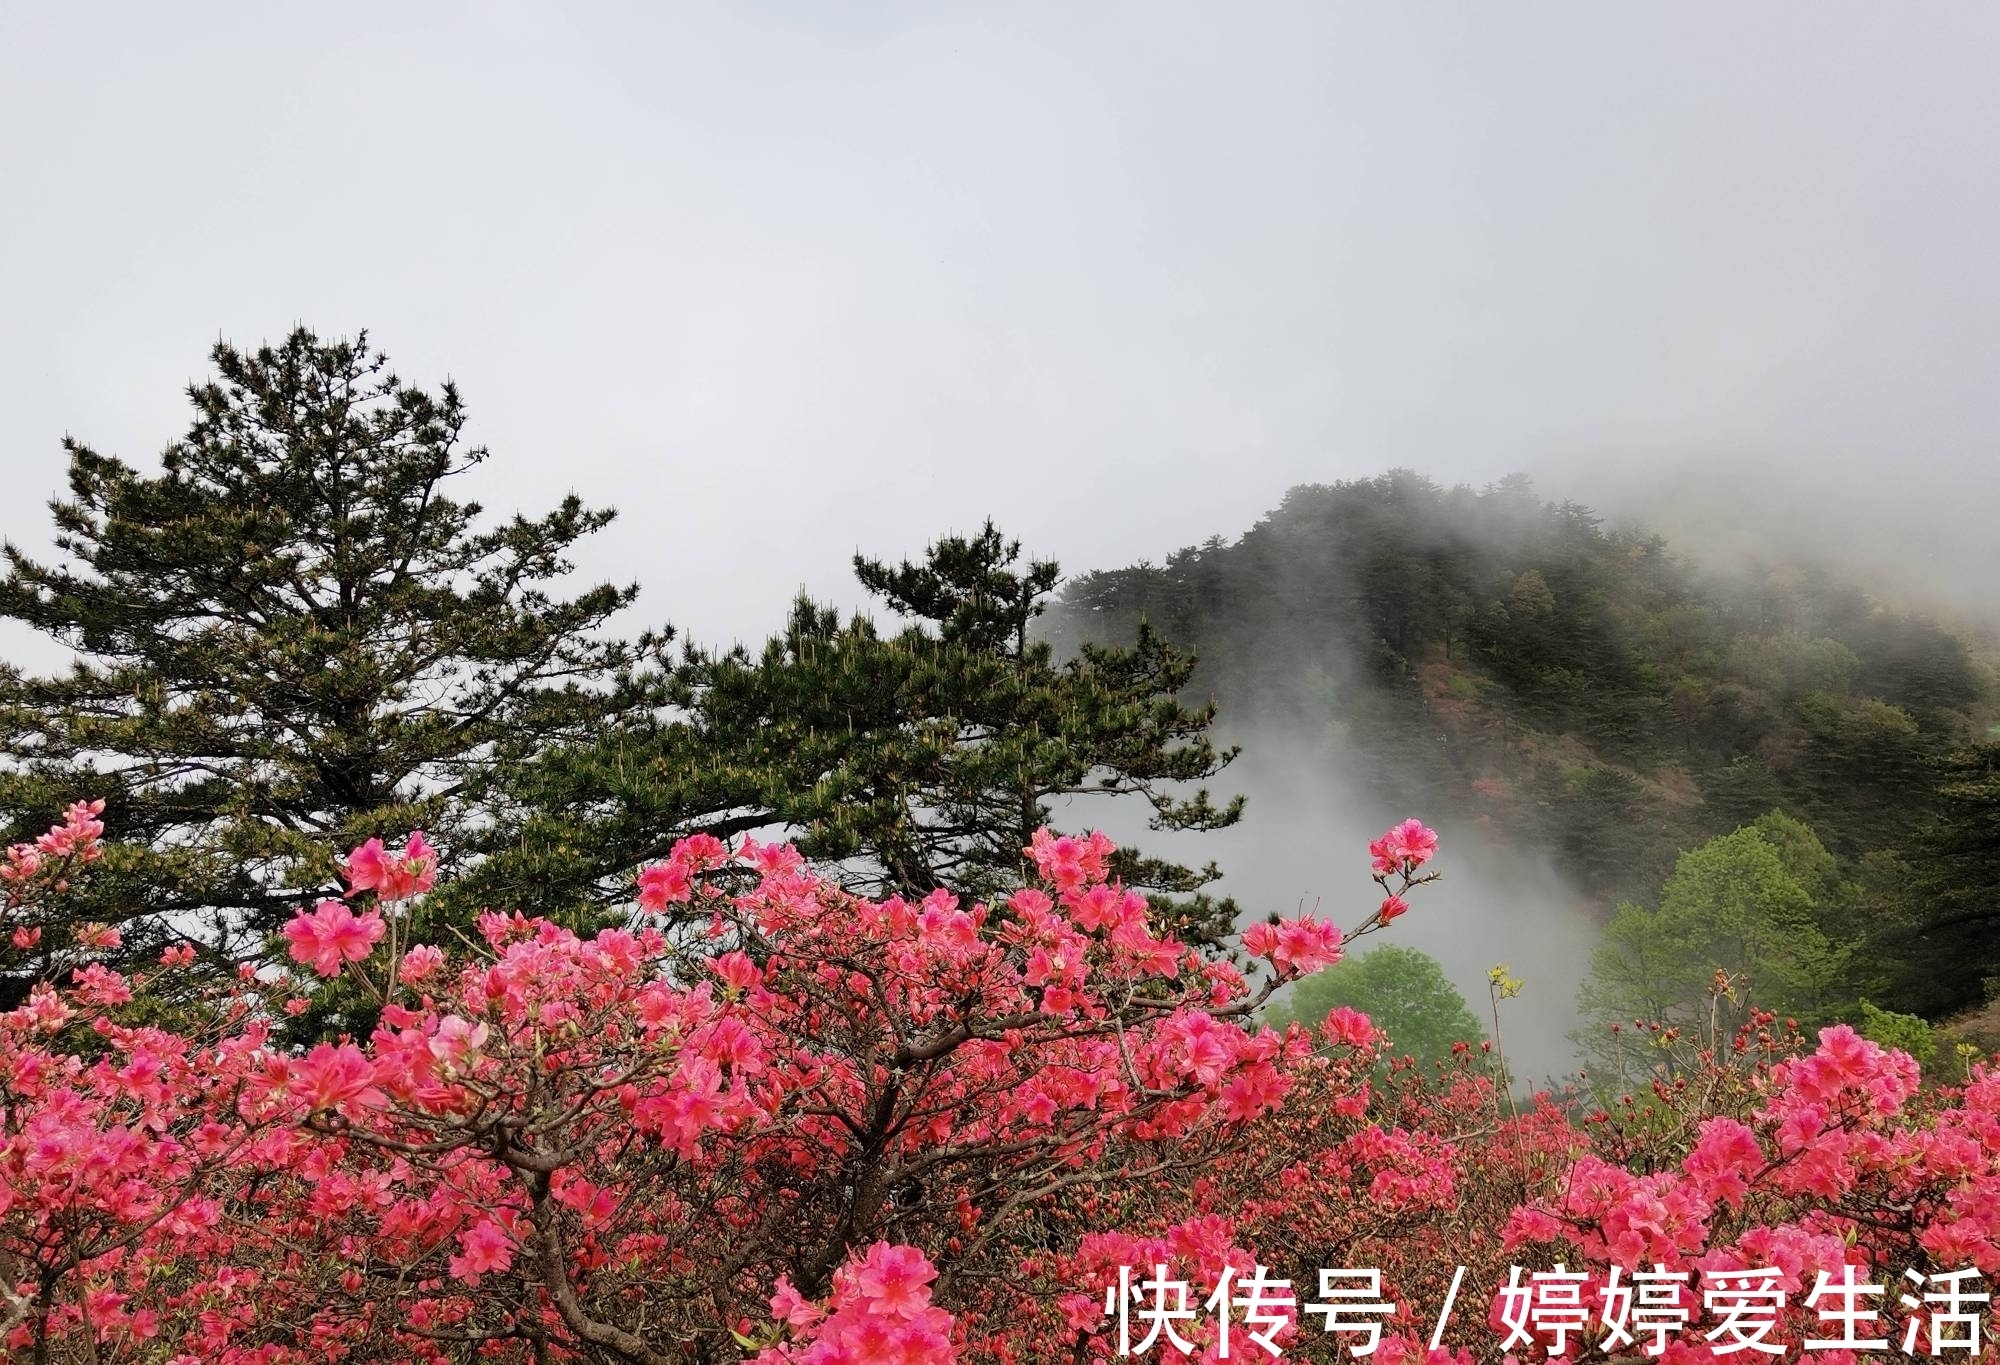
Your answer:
[4,2,1997,651]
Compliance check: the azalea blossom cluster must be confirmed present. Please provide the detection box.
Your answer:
[0,799,107,962]
[1368,817,1441,927]
[1038,990,2000,1365]
[1484,1020,2000,1363]
[0,813,1417,1363]
[762,1244,954,1365]
[1082,1258,1993,1361]
[6,803,1998,1365]
[282,831,438,979]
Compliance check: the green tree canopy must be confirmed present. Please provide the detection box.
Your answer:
[458,522,1246,941]
[1877,741,2000,1018]
[0,327,665,988]
[1264,944,1484,1070]
[1577,812,1853,1080]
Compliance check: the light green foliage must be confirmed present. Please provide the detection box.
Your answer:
[1856,999,1937,1069]
[1749,808,1840,901]
[1578,814,1853,1077]
[1266,944,1485,1069]
[1509,569,1556,618]
[1721,634,1859,701]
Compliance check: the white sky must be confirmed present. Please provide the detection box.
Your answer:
[4,2,1997,650]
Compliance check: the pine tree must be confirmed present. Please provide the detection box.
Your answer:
[458,521,1245,941]
[0,327,666,987]
[1879,742,2000,1018]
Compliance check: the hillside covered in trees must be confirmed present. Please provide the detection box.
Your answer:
[7,330,1992,1069]
[0,330,1247,1036]
[7,334,2000,1363]
[1046,471,2000,1033]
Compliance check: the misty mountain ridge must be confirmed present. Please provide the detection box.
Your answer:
[1044,470,1997,1041]
[1545,454,2000,642]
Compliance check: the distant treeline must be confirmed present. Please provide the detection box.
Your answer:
[0,328,1241,1036]
[1046,471,2000,1029]
[6,329,1996,1050]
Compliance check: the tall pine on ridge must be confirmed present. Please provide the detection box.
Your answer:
[0,327,667,985]
[462,522,1247,942]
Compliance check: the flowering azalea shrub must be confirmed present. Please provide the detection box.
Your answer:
[3,806,1998,1365]
[0,800,108,981]
[1070,1001,2000,1364]
[0,816,1411,1363]
[1484,1013,2000,1364]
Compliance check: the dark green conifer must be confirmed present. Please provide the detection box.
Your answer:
[0,327,666,984]
[462,522,1245,942]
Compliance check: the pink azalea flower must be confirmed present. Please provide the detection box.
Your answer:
[1241,921,1280,958]
[1322,1005,1376,1049]
[852,1242,939,1320]
[397,944,445,985]
[709,950,762,991]
[637,859,693,910]
[448,1219,513,1283]
[290,1042,383,1115]
[770,1275,823,1328]
[283,900,386,976]
[343,831,437,902]
[1372,818,1441,875]
[429,1015,490,1068]
[1254,916,1343,977]
[1369,834,1404,875]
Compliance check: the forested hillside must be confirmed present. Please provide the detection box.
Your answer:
[1046,470,2000,1030]
[8,340,2000,1363]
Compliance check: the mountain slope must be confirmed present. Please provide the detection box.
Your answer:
[1045,470,1997,1014]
